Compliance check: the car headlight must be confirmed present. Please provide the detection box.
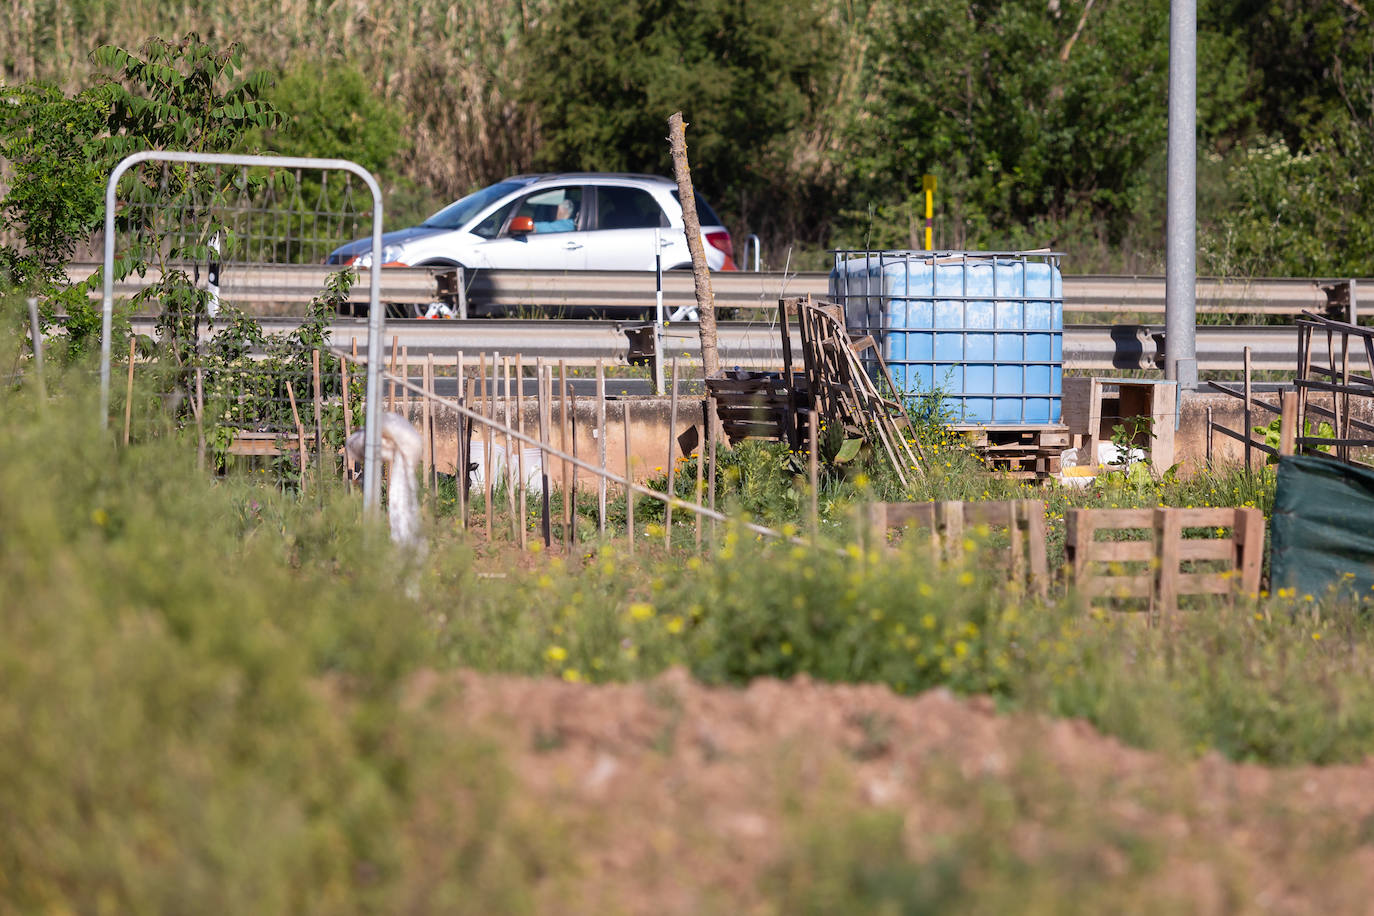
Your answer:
[354,244,405,268]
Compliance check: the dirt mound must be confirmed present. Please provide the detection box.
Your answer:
[405,669,1374,914]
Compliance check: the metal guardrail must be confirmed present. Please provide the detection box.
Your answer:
[71,263,1362,317]
[125,316,1304,372]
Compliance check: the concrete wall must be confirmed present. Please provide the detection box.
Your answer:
[418,396,711,483]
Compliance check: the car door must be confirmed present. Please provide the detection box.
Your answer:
[469,186,588,270]
[583,185,681,270]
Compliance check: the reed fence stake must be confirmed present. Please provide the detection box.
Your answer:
[517,353,528,549]
[457,353,467,528]
[388,334,398,412]
[538,358,552,549]
[287,380,308,497]
[505,356,518,541]
[665,358,679,548]
[1204,405,1213,468]
[342,353,353,489]
[557,360,570,550]
[597,360,607,535]
[312,349,323,472]
[694,399,705,550]
[463,376,476,531]
[427,353,438,493]
[483,352,495,540]
[808,410,819,538]
[624,400,634,553]
[1243,346,1253,472]
[123,337,136,446]
[706,395,718,540]
[194,367,206,473]
[400,346,410,424]
[420,358,432,492]
[570,387,579,550]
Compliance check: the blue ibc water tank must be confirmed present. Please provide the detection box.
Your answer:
[829,251,1063,426]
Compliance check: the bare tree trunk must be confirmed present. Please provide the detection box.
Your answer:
[667,111,720,380]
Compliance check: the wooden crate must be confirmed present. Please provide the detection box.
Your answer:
[1064,507,1263,617]
[863,499,1048,597]
[225,430,316,458]
[1061,377,1177,474]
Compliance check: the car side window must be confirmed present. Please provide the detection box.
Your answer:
[471,201,517,239]
[595,187,670,231]
[510,187,583,235]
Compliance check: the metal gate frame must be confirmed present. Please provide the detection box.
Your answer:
[98,151,388,513]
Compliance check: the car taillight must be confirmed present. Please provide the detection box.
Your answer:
[704,230,738,270]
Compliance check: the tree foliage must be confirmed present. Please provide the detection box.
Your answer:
[520,0,840,243]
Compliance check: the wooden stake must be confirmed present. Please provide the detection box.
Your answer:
[517,353,527,550]
[538,358,552,549]
[420,357,432,491]
[808,409,819,538]
[1205,405,1213,468]
[1279,390,1299,457]
[505,356,518,541]
[123,336,136,446]
[456,352,466,528]
[695,399,705,550]
[399,346,410,424]
[665,357,679,548]
[388,334,398,412]
[427,353,438,493]
[462,376,476,532]
[1243,346,1253,473]
[597,359,607,536]
[312,348,323,472]
[287,380,307,496]
[483,352,494,540]
[559,360,571,551]
[342,352,353,489]
[707,395,718,541]
[624,399,634,554]
[194,367,206,472]
[570,386,579,550]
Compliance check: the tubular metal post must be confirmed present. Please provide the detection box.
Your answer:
[98,152,384,514]
[1165,0,1198,390]
[26,298,45,400]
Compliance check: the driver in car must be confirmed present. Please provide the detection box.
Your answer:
[534,199,576,233]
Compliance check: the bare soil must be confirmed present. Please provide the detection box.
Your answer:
[405,668,1374,915]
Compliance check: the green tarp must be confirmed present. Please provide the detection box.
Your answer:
[1270,454,1374,600]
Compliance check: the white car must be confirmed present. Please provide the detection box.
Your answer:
[328,173,737,279]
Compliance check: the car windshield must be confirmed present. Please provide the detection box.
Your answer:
[422,180,527,230]
[670,190,724,227]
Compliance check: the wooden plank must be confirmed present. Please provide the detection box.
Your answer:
[883,502,937,530]
[1234,507,1265,596]
[1172,507,1247,527]
[1080,508,1156,528]
[1155,508,1182,617]
[1081,575,1153,600]
[1174,573,1235,596]
[1177,539,1238,561]
[1085,540,1155,563]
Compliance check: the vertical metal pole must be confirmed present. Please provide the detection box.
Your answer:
[1165,0,1198,390]
[26,298,45,400]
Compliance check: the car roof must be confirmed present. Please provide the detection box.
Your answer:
[503,172,677,187]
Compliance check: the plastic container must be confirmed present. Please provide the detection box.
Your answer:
[829,250,1063,425]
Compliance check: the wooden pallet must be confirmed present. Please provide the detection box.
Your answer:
[1065,506,1264,617]
[956,425,1070,479]
[862,499,1049,597]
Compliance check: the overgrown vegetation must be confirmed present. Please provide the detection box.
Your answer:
[4,0,1373,274]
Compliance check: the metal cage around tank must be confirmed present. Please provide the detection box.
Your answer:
[828,249,1065,426]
